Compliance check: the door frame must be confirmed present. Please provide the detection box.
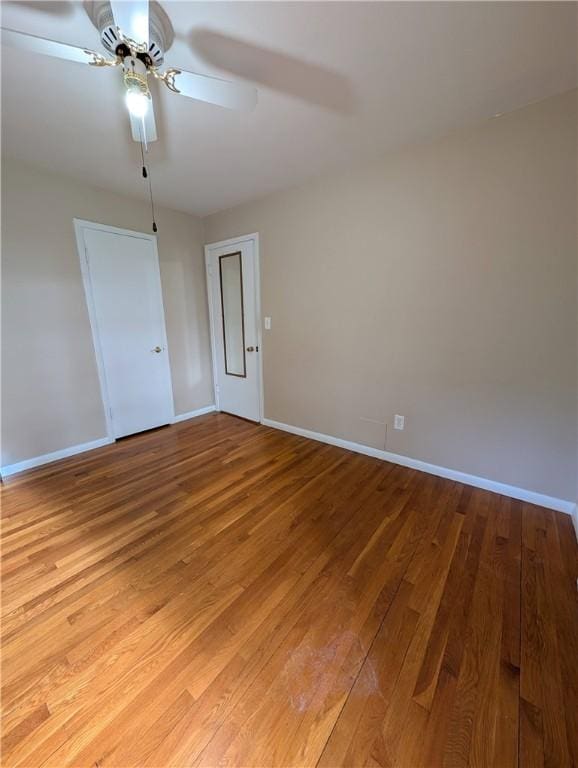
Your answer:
[204,233,263,423]
[74,218,174,441]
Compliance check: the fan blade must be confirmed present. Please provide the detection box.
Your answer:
[110,1,149,46]
[164,68,257,112]
[129,99,157,143]
[1,27,102,65]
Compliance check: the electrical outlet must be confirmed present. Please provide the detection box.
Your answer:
[394,414,405,430]
[264,316,272,330]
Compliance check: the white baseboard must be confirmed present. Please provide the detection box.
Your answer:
[262,418,575,516]
[171,404,216,423]
[1,437,113,478]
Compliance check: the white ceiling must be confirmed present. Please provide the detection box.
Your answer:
[1,1,576,216]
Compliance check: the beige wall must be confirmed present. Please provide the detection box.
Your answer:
[2,91,576,500]
[205,90,578,502]
[1,159,214,467]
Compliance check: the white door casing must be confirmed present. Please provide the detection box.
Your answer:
[75,219,174,439]
[205,234,262,422]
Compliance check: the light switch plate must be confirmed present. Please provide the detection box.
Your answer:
[264,317,272,330]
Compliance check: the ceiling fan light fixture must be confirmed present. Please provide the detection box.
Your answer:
[123,59,151,118]
[125,87,149,118]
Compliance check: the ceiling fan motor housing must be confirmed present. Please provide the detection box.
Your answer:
[85,1,174,67]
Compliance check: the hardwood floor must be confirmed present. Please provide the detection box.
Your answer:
[1,413,577,767]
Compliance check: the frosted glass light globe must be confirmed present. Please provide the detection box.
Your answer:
[126,89,149,119]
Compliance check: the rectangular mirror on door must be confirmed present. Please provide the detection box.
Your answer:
[219,251,246,377]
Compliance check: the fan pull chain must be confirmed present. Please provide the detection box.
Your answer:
[139,138,157,233]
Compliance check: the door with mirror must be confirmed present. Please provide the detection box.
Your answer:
[206,237,261,422]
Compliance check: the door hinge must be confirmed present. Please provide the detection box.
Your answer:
[109,407,113,419]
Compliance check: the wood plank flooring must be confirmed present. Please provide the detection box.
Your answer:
[1,412,577,767]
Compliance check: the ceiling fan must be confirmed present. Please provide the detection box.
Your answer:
[1,1,258,144]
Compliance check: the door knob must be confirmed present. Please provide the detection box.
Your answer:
[246,346,255,352]
[152,346,162,353]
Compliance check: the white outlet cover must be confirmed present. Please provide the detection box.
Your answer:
[394,414,405,430]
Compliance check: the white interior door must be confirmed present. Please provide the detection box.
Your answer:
[80,224,174,438]
[206,237,261,422]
